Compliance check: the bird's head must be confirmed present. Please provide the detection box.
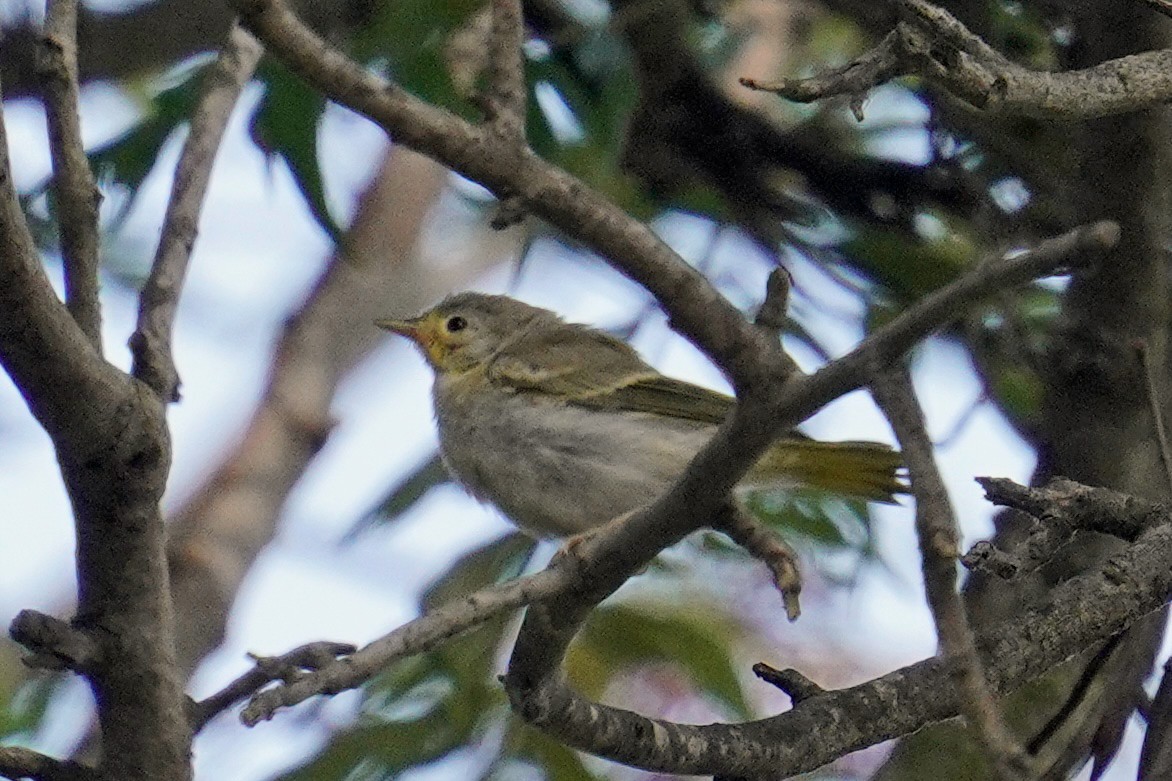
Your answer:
[376,292,547,374]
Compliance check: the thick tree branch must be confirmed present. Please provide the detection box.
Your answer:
[742,0,1172,120]
[1,41,196,781]
[871,368,1028,779]
[39,0,102,351]
[130,23,263,401]
[0,748,92,781]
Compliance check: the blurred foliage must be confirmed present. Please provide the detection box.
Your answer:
[0,675,59,741]
[249,60,342,241]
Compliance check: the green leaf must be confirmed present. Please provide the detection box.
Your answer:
[569,603,751,719]
[497,727,602,781]
[85,63,207,220]
[249,60,341,241]
[845,221,975,303]
[422,532,537,612]
[0,675,60,739]
[744,487,873,551]
[351,0,482,114]
[345,454,451,540]
[287,534,536,778]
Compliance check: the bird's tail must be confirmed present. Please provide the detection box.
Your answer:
[748,439,907,503]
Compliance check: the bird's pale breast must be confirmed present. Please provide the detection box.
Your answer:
[433,376,713,536]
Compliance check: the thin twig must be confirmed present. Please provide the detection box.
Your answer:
[39,0,103,351]
[717,506,802,621]
[241,564,569,725]
[191,641,355,731]
[867,368,1030,779]
[740,28,905,121]
[483,0,527,142]
[130,23,263,401]
[753,268,800,380]
[751,663,825,704]
[1136,340,1172,495]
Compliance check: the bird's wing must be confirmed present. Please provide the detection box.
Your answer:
[488,322,738,423]
[487,324,660,398]
[573,374,734,423]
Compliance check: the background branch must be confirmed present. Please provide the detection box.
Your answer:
[872,368,1027,779]
[482,0,527,142]
[39,0,102,351]
[165,146,507,678]
[130,23,264,401]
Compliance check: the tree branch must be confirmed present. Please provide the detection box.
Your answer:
[742,0,1172,120]
[190,641,355,731]
[39,0,103,351]
[482,0,527,143]
[0,748,92,781]
[978,477,1165,542]
[871,368,1028,779]
[9,609,99,673]
[1,34,201,781]
[716,506,802,621]
[240,564,570,724]
[130,23,263,401]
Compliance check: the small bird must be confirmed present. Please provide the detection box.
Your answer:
[377,292,903,538]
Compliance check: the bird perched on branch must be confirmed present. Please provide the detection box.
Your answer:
[377,292,903,538]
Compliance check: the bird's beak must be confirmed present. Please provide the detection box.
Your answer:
[375,316,423,341]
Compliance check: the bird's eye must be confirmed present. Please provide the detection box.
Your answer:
[445,316,468,333]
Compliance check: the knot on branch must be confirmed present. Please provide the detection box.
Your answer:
[9,610,99,673]
[752,663,825,704]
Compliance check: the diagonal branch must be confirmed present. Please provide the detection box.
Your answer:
[241,565,569,724]
[39,0,103,351]
[871,368,1029,779]
[130,23,264,401]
